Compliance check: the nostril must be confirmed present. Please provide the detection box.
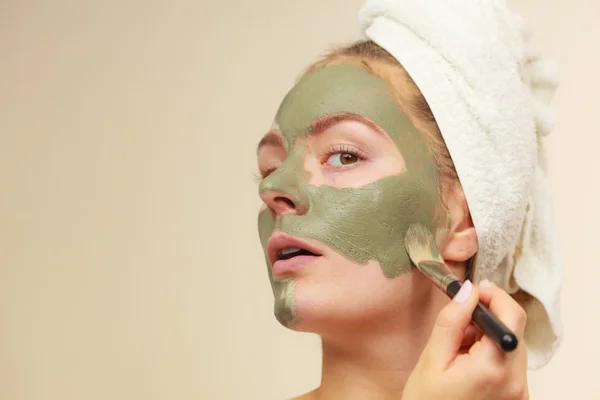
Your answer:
[274,196,296,209]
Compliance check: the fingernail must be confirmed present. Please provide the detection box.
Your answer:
[453,280,472,304]
[480,279,495,288]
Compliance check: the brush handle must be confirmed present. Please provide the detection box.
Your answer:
[446,280,518,352]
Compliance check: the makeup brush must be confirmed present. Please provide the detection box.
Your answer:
[404,223,518,352]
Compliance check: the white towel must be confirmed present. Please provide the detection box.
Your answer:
[358,0,562,369]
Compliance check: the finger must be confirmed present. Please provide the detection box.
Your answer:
[475,326,484,342]
[459,324,479,350]
[469,333,506,366]
[423,280,480,368]
[477,283,527,339]
[470,282,527,366]
[468,331,528,387]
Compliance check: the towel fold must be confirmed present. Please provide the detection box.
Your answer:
[358,0,562,369]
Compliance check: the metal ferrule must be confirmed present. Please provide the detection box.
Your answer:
[416,260,460,291]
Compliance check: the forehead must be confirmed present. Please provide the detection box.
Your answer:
[270,65,432,173]
[274,65,401,139]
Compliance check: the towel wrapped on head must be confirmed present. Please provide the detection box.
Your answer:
[358,0,562,369]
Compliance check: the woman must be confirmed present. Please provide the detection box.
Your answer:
[255,1,562,399]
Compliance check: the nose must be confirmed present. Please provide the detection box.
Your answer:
[258,151,310,216]
[260,189,308,216]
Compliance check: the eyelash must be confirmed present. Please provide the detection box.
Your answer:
[256,168,276,181]
[321,144,366,165]
[255,144,366,182]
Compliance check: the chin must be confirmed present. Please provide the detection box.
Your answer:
[273,276,399,336]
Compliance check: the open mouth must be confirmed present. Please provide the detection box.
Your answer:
[277,247,319,260]
[267,234,322,272]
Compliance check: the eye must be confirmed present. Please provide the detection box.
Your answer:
[325,152,361,167]
[259,167,276,179]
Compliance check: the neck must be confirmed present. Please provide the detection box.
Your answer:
[313,283,449,400]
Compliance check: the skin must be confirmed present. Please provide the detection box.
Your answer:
[257,65,440,326]
[255,63,529,399]
[403,282,529,400]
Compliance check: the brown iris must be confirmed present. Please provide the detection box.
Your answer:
[340,153,358,165]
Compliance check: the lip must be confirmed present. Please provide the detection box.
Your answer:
[267,233,322,276]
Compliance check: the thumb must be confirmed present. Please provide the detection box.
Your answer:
[423,280,480,368]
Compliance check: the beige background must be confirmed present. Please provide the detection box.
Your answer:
[1,0,598,399]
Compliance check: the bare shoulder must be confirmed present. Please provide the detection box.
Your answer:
[291,389,318,400]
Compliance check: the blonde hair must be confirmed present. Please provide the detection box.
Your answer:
[304,40,460,199]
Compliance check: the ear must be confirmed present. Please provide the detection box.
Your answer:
[440,185,478,263]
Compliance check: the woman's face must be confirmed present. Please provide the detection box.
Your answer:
[256,65,443,333]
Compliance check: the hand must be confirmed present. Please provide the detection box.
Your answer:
[402,280,528,400]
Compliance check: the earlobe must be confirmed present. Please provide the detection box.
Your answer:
[439,187,479,263]
[442,222,478,262]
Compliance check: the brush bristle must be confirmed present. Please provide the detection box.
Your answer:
[404,223,443,266]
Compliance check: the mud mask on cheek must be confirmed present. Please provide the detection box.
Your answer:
[257,65,441,326]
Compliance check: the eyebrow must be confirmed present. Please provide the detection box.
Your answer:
[255,113,385,153]
[310,113,385,136]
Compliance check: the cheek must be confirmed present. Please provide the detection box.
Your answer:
[257,208,275,249]
[293,258,410,322]
[306,156,407,189]
[304,155,328,186]
[296,175,435,278]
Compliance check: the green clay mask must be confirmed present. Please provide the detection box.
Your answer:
[258,65,441,325]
